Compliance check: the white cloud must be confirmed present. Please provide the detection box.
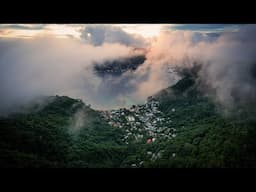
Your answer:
[114,24,172,38]
[80,24,147,47]
[0,37,140,114]
[0,24,256,114]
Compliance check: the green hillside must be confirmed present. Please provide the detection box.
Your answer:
[0,96,127,168]
[0,76,256,168]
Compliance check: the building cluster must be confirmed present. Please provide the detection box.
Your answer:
[100,98,177,145]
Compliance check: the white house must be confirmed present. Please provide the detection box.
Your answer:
[127,115,135,122]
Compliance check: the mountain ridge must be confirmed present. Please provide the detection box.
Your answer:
[0,75,256,167]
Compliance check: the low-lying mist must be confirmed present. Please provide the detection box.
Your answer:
[0,24,256,115]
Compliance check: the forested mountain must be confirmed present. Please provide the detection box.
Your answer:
[1,74,256,168]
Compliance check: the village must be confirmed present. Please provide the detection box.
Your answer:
[100,97,177,145]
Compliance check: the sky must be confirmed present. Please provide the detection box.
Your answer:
[0,24,241,39]
[0,24,255,114]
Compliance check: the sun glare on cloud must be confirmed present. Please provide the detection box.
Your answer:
[114,24,172,38]
[0,24,176,40]
[0,24,83,39]
[43,24,82,39]
[0,29,43,39]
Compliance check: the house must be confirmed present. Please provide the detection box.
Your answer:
[135,122,141,125]
[114,122,121,127]
[146,113,153,117]
[157,151,162,158]
[127,115,135,122]
[151,153,157,161]
[149,132,154,136]
[138,134,144,139]
[146,138,152,143]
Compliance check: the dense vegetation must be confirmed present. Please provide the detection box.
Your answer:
[0,75,256,168]
[93,55,145,77]
[0,96,127,167]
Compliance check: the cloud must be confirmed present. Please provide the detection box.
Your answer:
[138,24,256,111]
[197,25,256,110]
[0,24,83,39]
[0,37,140,114]
[0,30,12,36]
[0,24,256,115]
[80,25,147,47]
[114,24,171,38]
[168,24,242,33]
[0,24,46,30]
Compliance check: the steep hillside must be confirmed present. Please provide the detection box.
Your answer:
[0,96,127,168]
[0,75,256,168]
